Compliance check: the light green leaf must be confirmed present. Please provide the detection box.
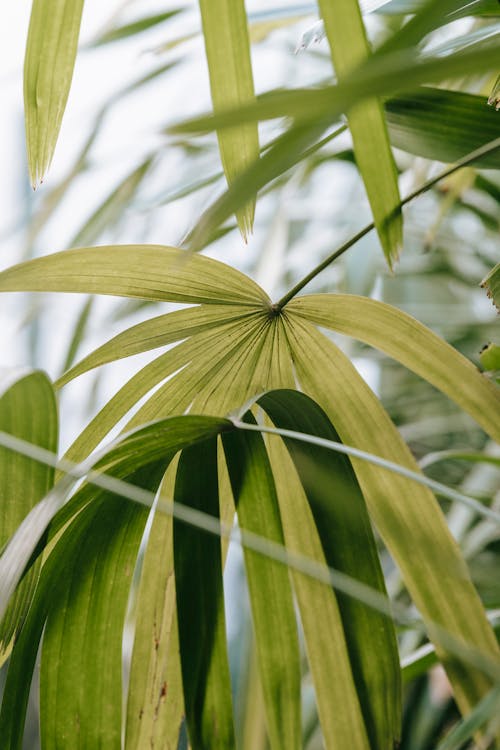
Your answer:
[0,245,268,306]
[57,304,260,387]
[90,10,182,46]
[125,463,183,750]
[24,0,85,186]
[282,314,500,716]
[259,389,400,750]
[0,369,57,665]
[199,0,259,238]
[386,87,500,169]
[480,343,500,372]
[318,0,402,267]
[287,294,500,442]
[174,440,235,749]
[40,484,152,749]
[481,262,500,312]
[265,432,371,750]
[223,420,301,750]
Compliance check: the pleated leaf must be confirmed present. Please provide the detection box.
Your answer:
[125,463,183,750]
[482,262,500,312]
[0,369,57,665]
[282,314,500,715]
[258,389,401,750]
[40,484,152,749]
[174,440,235,749]
[385,87,500,169]
[264,431,371,750]
[199,0,259,239]
[223,421,301,750]
[24,0,85,186]
[317,0,402,267]
[287,294,500,442]
[0,245,268,306]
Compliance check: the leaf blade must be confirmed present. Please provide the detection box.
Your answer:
[24,0,85,186]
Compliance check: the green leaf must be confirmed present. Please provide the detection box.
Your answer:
[264,432,371,750]
[258,389,401,750]
[57,304,260,387]
[174,440,235,749]
[436,685,500,750]
[481,262,500,312]
[287,294,500,443]
[480,342,500,371]
[317,0,402,267]
[223,421,301,750]
[40,485,152,749]
[90,10,182,46]
[378,0,500,19]
[282,314,500,716]
[0,245,269,306]
[0,369,57,665]
[125,464,184,750]
[24,0,85,186]
[199,0,259,238]
[386,87,500,169]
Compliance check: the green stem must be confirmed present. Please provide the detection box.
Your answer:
[275,136,500,310]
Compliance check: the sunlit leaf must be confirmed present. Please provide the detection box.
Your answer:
[259,389,401,750]
[0,245,268,306]
[0,370,57,665]
[318,0,402,267]
[199,0,259,238]
[287,294,500,442]
[90,10,182,46]
[282,314,500,715]
[24,0,85,186]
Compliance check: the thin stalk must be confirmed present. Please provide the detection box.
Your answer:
[275,136,500,309]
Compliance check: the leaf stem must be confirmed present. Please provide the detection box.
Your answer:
[275,136,500,309]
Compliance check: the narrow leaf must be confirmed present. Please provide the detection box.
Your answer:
[24,0,85,186]
[223,422,301,750]
[199,0,259,238]
[386,87,500,169]
[259,389,401,750]
[287,294,500,442]
[0,245,269,306]
[0,370,57,664]
[283,314,500,716]
[317,0,402,267]
[91,10,182,46]
[174,440,235,749]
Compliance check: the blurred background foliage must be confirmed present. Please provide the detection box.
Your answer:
[0,1,499,748]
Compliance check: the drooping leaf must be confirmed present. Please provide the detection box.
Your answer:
[125,462,184,750]
[174,439,235,749]
[199,0,259,238]
[0,369,57,665]
[0,245,268,306]
[282,313,500,715]
[57,304,260,387]
[287,294,500,442]
[264,431,371,750]
[481,262,500,312]
[223,421,301,750]
[258,389,401,750]
[317,0,402,267]
[40,481,152,749]
[24,0,85,186]
[386,87,500,169]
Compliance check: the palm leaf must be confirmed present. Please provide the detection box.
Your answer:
[199,0,259,238]
[24,0,85,186]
